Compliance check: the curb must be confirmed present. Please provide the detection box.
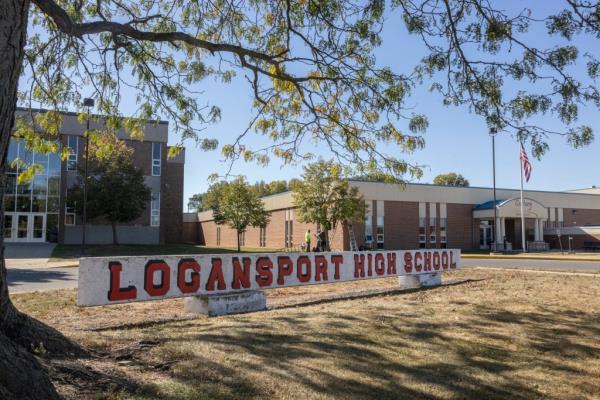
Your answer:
[462,255,600,262]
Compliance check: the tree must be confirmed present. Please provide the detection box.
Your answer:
[188,179,290,211]
[213,177,270,252]
[187,193,203,212]
[292,160,365,251]
[70,133,151,244]
[3,1,600,396]
[433,173,470,187]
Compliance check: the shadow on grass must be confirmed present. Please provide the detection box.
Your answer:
[98,282,600,399]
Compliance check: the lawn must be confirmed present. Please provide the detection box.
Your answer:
[50,244,275,261]
[12,268,600,399]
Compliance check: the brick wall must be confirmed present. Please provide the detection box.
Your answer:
[384,201,419,249]
[446,203,474,249]
[182,222,200,243]
[163,161,183,243]
[563,208,600,226]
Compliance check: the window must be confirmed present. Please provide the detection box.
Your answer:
[429,203,436,247]
[152,143,161,176]
[376,200,384,249]
[440,203,447,248]
[418,203,426,248]
[239,231,246,247]
[260,226,267,247]
[285,209,294,248]
[364,201,373,244]
[65,189,76,225]
[216,227,221,246]
[67,136,78,171]
[151,191,160,226]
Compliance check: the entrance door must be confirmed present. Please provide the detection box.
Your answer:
[5,213,46,242]
[30,214,46,242]
[479,221,493,249]
[15,214,29,242]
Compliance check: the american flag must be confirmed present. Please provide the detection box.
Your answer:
[520,143,532,182]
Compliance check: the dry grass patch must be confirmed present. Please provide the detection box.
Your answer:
[13,269,600,399]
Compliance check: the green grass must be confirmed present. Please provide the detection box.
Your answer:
[50,244,275,261]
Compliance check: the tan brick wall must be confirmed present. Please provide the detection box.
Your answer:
[384,201,419,249]
[563,208,600,226]
[545,233,600,250]
[446,203,474,249]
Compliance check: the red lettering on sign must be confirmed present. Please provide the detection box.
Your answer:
[414,252,423,272]
[177,259,200,293]
[107,262,137,301]
[387,253,397,275]
[424,252,432,271]
[433,252,441,271]
[404,252,413,273]
[297,256,312,283]
[450,251,457,269]
[374,253,385,276]
[277,256,293,285]
[331,255,343,280]
[354,254,365,278]
[441,251,449,269]
[144,260,170,297]
[315,256,328,281]
[367,253,373,277]
[206,258,226,291]
[256,257,273,287]
[232,257,251,289]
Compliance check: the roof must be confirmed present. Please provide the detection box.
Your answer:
[473,200,506,210]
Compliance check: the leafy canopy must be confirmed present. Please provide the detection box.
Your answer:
[16,0,600,182]
[213,177,270,235]
[188,179,293,211]
[433,172,469,187]
[292,159,365,235]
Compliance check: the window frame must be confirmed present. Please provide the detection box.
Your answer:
[151,191,160,226]
[67,135,78,171]
[152,142,162,176]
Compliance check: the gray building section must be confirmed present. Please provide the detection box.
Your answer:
[63,225,160,245]
[6,108,184,245]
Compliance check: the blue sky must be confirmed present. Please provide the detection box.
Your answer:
[21,2,600,209]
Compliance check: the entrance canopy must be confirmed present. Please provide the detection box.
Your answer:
[473,198,547,219]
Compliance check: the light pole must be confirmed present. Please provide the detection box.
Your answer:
[490,127,498,252]
[81,97,94,255]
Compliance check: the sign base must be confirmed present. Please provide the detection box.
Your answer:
[184,290,267,316]
[398,272,442,288]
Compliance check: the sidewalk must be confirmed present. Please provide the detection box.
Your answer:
[5,243,78,269]
[463,251,600,262]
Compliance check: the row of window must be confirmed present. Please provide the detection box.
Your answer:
[418,203,448,249]
[66,136,163,176]
[64,191,161,227]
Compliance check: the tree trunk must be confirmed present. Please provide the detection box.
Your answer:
[111,221,119,245]
[236,230,240,252]
[0,2,86,398]
[324,228,330,252]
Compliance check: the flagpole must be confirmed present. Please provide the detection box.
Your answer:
[520,143,527,252]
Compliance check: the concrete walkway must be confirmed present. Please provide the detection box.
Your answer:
[4,243,78,269]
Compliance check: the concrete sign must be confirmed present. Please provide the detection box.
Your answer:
[78,249,460,307]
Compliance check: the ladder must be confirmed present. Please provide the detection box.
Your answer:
[347,223,358,251]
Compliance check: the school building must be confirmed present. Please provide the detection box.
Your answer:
[5,108,184,244]
[183,181,600,251]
